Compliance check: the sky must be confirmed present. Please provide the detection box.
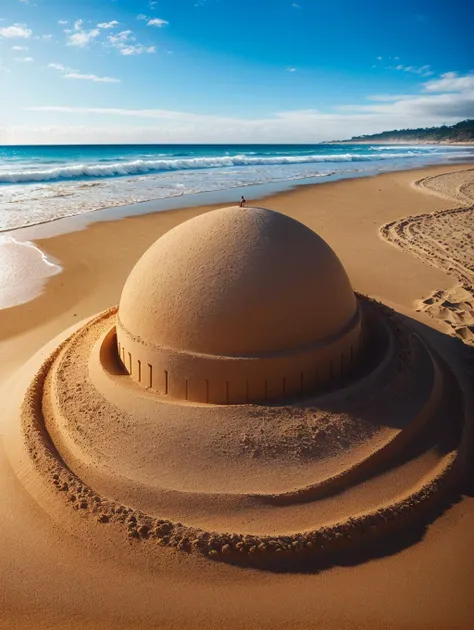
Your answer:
[0,0,473,144]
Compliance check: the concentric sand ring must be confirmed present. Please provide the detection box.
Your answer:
[18,296,468,568]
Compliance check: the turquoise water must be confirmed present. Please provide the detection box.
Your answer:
[1,143,473,231]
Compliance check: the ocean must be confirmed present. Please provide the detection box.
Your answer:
[1,143,473,232]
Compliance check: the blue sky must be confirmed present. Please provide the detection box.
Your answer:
[0,0,473,143]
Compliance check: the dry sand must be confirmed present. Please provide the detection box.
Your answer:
[1,163,474,629]
[381,167,474,345]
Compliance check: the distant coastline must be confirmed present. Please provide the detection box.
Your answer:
[327,119,474,145]
[328,139,474,145]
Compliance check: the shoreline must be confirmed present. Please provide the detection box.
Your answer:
[1,162,471,346]
[1,161,473,311]
[2,156,474,237]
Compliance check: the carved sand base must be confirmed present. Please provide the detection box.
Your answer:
[18,297,471,569]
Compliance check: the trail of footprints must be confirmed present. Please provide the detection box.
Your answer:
[418,287,474,344]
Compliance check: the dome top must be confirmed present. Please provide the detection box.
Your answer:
[118,206,357,357]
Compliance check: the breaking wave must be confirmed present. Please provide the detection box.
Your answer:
[0,152,423,184]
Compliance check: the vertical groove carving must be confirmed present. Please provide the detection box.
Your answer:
[117,325,361,403]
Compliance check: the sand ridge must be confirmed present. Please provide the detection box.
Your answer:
[381,169,474,345]
[18,301,464,566]
[413,167,474,206]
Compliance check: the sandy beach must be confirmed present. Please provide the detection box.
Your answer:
[1,162,473,630]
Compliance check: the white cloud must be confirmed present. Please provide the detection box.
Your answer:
[58,20,68,25]
[108,30,133,44]
[97,20,119,29]
[292,2,301,7]
[68,28,100,47]
[147,18,169,27]
[121,44,156,55]
[23,106,271,121]
[338,88,474,121]
[376,56,382,60]
[393,63,433,77]
[424,72,474,93]
[14,56,33,62]
[286,67,296,72]
[22,78,473,144]
[11,45,28,50]
[64,72,120,83]
[367,94,414,102]
[48,62,119,83]
[0,23,32,38]
[369,72,474,108]
[64,18,100,47]
[48,62,73,72]
[15,68,474,144]
[137,14,169,27]
[107,30,156,55]
[24,95,471,122]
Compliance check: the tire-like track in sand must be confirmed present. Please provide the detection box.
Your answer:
[381,169,474,345]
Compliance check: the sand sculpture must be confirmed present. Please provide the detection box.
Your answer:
[12,206,472,569]
[117,206,362,403]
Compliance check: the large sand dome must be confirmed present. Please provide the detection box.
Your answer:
[117,206,362,403]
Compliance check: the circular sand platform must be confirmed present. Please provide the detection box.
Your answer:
[11,206,472,569]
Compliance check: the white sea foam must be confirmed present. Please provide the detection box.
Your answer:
[0,152,424,184]
[369,145,430,151]
[1,143,473,233]
[0,167,337,232]
[0,233,61,309]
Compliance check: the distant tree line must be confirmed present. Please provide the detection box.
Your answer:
[344,119,474,143]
